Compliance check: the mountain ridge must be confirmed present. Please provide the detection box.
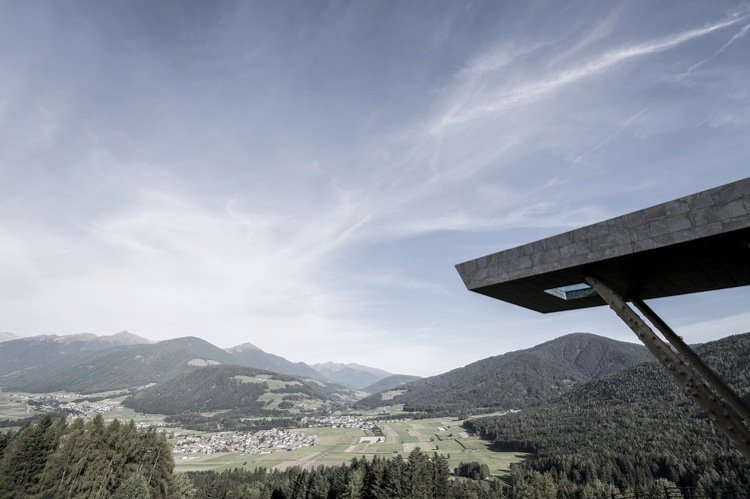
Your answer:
[122,364,337,415]
[361,374,421,394]
[356,332,652,412]
[311,362,393,390]
[465,332,750,493]
[0,334,320,393]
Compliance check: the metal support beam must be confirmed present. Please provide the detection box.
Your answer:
[585,275,750,461]
[631,297,750,424]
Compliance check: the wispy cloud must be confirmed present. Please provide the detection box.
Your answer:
[570,105,651,166]
[679,22,750,78]
[432,14,747,133]
[678,312,750,342]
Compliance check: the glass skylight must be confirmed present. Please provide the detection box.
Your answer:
[544,283,596,300]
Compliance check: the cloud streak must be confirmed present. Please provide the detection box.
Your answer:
[433,14,747,132]
[679,22,750,78]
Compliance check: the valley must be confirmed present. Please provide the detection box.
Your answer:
[0,389,526,477]
[2,330,748,497]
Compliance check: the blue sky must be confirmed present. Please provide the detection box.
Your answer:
[1,1,749,375]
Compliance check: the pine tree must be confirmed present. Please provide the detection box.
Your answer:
[510,470,557,499]
[305,471,329,499]
[0,415,56,497]
[172,473,196,499]
[406,448,431,499]
[111,474,151,499]
[431,453,451,499]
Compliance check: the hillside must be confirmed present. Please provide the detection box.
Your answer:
[0,336,236,393]
[466,332,750,495]
[0,331,152,378]
[361,374,421,394]
[0,334,334,394]
[312,362,392,390]
[227,342,320,379]
[123,364,332,415]
[356,333,651,412]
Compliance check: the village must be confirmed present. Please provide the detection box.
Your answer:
[27,395,114,420]
[300,414,403,430]
[173,428,316,454]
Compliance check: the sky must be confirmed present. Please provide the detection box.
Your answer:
[1,1,749,376]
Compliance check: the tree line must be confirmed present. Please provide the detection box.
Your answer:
[3,413,749,498]
[187,450,506,499]
[0,414,190,499]
[465,360,750,498]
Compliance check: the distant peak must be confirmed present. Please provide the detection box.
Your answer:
[228,342,263,353]
[54,333,98,343]
[103,331,153,345]
[312,361,390,376]
[13,331,153,345]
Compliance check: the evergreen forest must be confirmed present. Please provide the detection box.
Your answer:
[0,415,186,499]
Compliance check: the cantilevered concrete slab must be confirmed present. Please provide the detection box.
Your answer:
[457,177,750,459]
[456,177,750,313]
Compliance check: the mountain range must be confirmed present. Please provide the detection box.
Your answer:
[356,332,653,412]
[122,364,336,415]
[0,332,403,394]
[1,330,667,420]
[312,362,392,390]
[0,331,151,379]
[227,342,320,379]
[465,332,750,493]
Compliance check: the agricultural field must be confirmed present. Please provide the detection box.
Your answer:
[0,392,36,421]
[233,374,302,390]
[101,395,167,426]
[0,391,168,428]
[173,416,526,476]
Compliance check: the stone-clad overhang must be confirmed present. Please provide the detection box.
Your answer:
[455,177,750,313]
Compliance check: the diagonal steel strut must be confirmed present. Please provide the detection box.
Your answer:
[631,297,750,424]
[585,276,750,461]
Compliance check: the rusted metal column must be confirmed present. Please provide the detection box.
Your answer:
[632,297,750,424]
[585,276,750,461]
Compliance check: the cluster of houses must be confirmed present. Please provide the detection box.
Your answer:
[173,428,316,454]
[300,414,402,430]
[27,396,113,420]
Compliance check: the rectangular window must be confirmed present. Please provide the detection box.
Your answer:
[544,283,596,300]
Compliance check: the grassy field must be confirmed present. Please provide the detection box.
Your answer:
[102,396,167,424]
[173,417,526,476]
[234,374,302,390]
[0,392,35,421]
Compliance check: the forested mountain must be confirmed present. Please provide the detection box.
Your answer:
[227,342,320,379]
[361,374,421,394]
[466,332,750,496]
[0,331,152,378]
[0,334,327,394]
[357,333,651,412]
[0,336,236,393]
[312,362,392,390]
[123,364,334,415]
